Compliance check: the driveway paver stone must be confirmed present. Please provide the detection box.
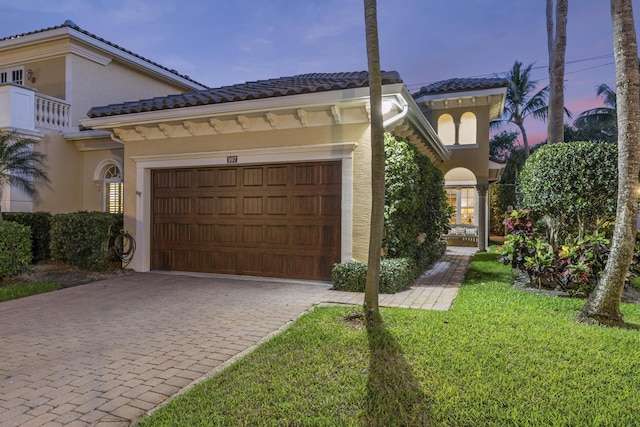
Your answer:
[0,246,474,426]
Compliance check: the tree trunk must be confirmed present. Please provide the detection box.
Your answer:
[364,0,384,316]
[547,0,568,144]
[517,122,531,158]
[579,0,640,327]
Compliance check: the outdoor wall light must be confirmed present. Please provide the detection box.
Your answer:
[26,69,36,83]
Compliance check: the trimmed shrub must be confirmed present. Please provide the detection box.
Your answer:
[383,133,450,269]
[518,141,618,247]
[490,184,516,236]
[332,258,415,294]
[50,212,123,271]
[0,220,32,279]
[2,212,51,261]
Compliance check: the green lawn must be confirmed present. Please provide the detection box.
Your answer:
[139,251,640,426]
[0,280,61,302]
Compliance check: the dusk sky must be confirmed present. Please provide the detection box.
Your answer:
[1,0,639,145]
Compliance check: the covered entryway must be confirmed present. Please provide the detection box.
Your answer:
[151,161,341,280]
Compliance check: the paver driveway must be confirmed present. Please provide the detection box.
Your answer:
[0,246,474,426]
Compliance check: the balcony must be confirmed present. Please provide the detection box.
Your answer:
[0,83,70,132]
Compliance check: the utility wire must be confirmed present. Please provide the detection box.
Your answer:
[405,53,615,91]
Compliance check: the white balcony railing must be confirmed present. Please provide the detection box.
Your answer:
[35,93,70,130]
[0,84,71,131]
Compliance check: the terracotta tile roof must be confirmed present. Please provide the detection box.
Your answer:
[86,71,403,118]
[0,20,206,89]
[413,77,509,97]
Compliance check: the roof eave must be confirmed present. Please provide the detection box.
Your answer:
[0,26,208,91]
[384,85,450,163]
[81,86,375,128]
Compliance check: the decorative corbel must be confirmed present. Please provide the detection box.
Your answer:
[296,109,309,127]
[265,112,278,129]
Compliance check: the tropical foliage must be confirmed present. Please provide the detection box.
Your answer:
[489,130,518,161]
[332,133,450,292]
[492,61,548,157]
[572,84,618,143]
[383,133,449,269]
[497,209,640,297]
[0,131,49,204]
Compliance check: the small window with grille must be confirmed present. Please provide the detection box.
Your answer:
[0,66,24,84]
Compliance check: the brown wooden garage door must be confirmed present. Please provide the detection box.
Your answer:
[151,161,341,281]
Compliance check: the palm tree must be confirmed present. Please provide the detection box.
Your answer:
[573,83,618,138]
[546,0,568,144]
[573,59,639,143]
[364,0,384,316]
[579,0,640,328]
[493,61,549,158]
[0,131,49,211]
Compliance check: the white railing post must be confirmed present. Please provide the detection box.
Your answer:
[34,93,71,130]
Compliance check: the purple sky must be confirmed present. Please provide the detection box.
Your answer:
[1,0,638,145]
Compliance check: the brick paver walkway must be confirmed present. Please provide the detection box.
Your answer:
[0,246,475,426]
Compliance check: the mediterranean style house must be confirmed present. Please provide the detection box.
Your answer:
[1,21,506,281]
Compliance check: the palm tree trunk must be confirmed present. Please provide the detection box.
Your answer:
[364,0,384,316]
[517,123,531,158]
[579,0,640,327]
[547,0,568,144]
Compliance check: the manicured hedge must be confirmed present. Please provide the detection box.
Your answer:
[332,258,415,294]
[0,220,31,279]
[2,211,52,261]
[50,212,123,271]
[383,133,450,270]
[518,141,618,246]
[331,133,449,292]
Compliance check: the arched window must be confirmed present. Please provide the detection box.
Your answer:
[104,164,123,213]
[444,168,477,225]
[459,112,477,145]
[437,114,456,145]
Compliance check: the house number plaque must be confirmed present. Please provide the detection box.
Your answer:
[227,156,238,164]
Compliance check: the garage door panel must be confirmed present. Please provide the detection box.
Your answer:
[294,225,319,246]
[196,224,216,242]
[294,164,318,186]
[262,253,288,276]
[293,195,318,215]
[152,161,341,280]
[265,225,289,245]
[243,197,263,215]
[172,250,191,271]
[243,168,264,186]
[242,224,264,244]
[320,195,341,215]
[196,197,216,214]
[266,166,288,186]
[321,163,341,185]
[321,225,340,248]
[265,196,288,215]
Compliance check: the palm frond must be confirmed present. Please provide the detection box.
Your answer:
[595,84,617,108]
[0,131,50,198]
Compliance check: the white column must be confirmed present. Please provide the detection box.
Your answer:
[476,184,488,252]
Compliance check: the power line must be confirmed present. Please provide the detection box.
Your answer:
[405,53,615,91]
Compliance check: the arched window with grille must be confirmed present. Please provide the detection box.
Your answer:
[104,164,123,213]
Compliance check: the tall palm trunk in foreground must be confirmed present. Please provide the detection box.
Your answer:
[546,0,568,144]
[364,0,384,315]
[579,0,640,327]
